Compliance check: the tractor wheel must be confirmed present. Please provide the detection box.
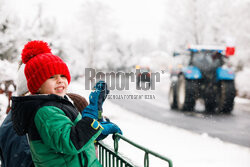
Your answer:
[217,81,236,114]
[169,81,178,109]
[177,75,197,111]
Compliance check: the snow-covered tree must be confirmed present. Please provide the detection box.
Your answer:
[0,1,64,61]
[161,0,213,51]
[75,0,117,69]
[0,0,22,61]
[161,0,250,71]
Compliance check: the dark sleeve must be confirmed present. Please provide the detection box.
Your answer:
[70,117,102,150]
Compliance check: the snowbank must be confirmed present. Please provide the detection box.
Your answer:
[236,68,250,98]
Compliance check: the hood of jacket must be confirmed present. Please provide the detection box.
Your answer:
[11,94,68,136]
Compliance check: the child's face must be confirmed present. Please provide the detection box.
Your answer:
[39,74,68,97]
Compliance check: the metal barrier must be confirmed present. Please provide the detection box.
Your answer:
[96,133,173,167]
[97,141,134,167]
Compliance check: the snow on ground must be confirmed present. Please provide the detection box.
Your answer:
[235,97,250,105]
[103,100,250,167]
[68,80,250,167]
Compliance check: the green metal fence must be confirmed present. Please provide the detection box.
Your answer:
[96,133,173,167]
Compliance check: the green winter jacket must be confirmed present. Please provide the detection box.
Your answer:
[11,94,103,167]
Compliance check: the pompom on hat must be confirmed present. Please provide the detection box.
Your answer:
[21,40,71,94]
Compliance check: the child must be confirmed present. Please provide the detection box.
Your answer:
[11,40,121,167]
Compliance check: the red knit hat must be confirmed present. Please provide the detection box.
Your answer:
[21,40,71,94]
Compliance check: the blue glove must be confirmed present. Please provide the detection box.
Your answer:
[82,81,110,120]
[96,121,122,141]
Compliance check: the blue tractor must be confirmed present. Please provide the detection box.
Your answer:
[169,45,236,113]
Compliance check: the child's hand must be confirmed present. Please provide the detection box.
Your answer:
[82,81,109,120]
[94,80,110,114]
[96,121,122,141]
